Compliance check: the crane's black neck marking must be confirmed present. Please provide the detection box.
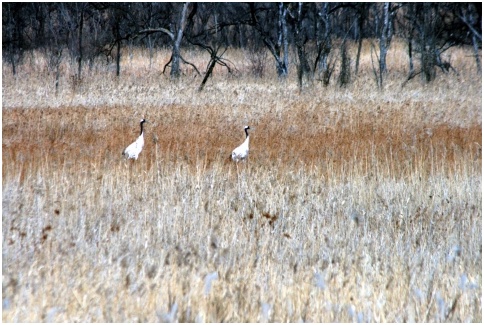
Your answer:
[140,120,145,135]
[244,127,250,138]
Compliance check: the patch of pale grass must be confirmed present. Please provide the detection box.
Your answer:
[2,150,481,321]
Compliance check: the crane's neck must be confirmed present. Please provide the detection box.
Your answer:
[244,128,249,138]
[140,121,144,136]
[243,135,250,148]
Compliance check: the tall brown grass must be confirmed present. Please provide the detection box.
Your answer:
[2,39,481,322]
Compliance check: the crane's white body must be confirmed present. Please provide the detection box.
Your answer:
[231,126,250,162]
[122,119,146,160]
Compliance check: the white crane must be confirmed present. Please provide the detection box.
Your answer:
[122,118,146,160]
[231,126,250,162]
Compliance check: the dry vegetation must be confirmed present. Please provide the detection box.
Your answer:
[2,40,482,322]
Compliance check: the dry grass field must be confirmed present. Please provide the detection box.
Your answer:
[2,40,482,322]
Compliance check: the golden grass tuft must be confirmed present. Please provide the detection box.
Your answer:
[2,40,482,322]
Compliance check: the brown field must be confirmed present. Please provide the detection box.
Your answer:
[2,40,482,322]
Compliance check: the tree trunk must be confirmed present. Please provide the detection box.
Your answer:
[10,55,17,76]
[354,4,367,76]
[378,2,392,88]
[355,35,363,76]
[472,34,481,73]
[77,5,84,80]
[421,3,436,82]
[279,2,289,78]
[198,51,217,92]
[171,2,189,79]
[316,3,332,86]
[294,3,312,89]
[406,3,416,76]
[339,40,350,87]
[408,40,414,75]
[114,17,121,77]
[54,50,62,95]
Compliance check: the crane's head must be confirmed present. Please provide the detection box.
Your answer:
[140,118,147,124]
[243,125,250,138]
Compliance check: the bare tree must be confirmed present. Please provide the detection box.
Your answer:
[195,44,235,92]
[339,40,351,87]
[378,2,393,88]
[353,3,369,76]
[400,3,417,76]
[276,2,289,78]
[314,3,335,86]
[44,6,64,94]
[57,4,80,73]
[76,3,88,79]
[100,4,131,78]
[183,3,236,91]
[170,2,189,79]
[402,3,463,86]
[291,3,313,89]
[420,3,438,82]
[3,3,26,75]
[458,3,482,73]
[138,3,199,78]
[249,3,289,78]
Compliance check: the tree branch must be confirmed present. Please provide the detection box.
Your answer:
[457,13,482,41]
[139,28,174,41]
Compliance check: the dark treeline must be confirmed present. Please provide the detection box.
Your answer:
[2,2,481,89]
